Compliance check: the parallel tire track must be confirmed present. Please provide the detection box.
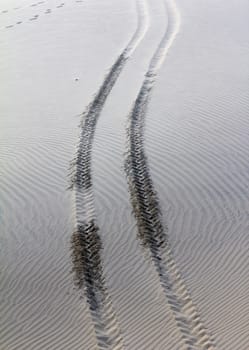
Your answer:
[125,1,216,349]
[70,1,149,349]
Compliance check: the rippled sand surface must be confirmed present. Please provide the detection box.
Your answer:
[1,0,249,349]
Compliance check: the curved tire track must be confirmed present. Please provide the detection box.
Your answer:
[70,1,149,349]
[125,1,216,349]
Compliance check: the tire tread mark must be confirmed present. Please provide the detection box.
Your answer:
[125,1,216,349]
[70,1,149,349]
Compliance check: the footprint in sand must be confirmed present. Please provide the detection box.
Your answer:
[2,1,67,30]
[30,15,39,21]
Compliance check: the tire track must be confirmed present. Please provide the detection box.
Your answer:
[125,1,216,349]
[70,1,149,349]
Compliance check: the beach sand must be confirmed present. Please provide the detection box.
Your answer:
[1,0,249,349]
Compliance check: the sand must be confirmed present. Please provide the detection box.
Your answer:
[1,0,249,349]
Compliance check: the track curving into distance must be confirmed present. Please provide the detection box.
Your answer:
[125,0,216,349]
[70,1,149,349]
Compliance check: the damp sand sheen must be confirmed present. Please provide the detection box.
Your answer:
[1,0,249,349]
